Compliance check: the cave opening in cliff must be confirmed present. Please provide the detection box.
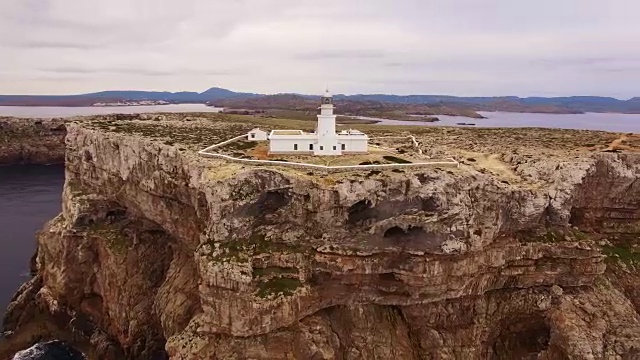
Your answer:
[568,207,586,227]
[421,197,439,212]
[383,225,427,242]
[347,199,376,224]
[489,314,551,360]
[244,190,291,217]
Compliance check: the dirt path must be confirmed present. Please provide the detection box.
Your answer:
[605,134,640,152]
[459,151,522,184]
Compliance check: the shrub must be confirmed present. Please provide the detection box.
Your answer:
[383,155,412,164]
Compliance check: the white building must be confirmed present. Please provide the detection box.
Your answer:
[248,128,268,141]
[268,90,369,155]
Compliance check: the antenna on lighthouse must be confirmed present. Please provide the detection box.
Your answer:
[324,85,331,97]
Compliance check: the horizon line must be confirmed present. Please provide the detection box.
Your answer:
[0,87,637,101]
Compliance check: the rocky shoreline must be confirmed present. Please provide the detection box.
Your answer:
[1,114,640,359]
[0,118,66,165]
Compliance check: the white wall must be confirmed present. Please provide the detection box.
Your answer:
[338,136,369,153]
[317,115,337,138]
[269,137,315,153]
[315,135,341,155]
[269,135,369,155]
[248,130,268,141]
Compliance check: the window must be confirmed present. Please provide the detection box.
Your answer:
[309,144,313,150]
[341,144,346,150]
[293,144,298,150]
[333,146,336,151]
[251,133,256,138]
[320,146,324,150]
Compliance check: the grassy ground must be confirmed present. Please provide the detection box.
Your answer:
[77,111,636,182]
[218,141,422,166]
[81,112,628,156]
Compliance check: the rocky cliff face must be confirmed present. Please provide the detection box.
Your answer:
[0,117,67,165]
[3,116,640,359]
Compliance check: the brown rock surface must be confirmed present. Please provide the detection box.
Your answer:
[0,117,66,165]
[2,114,639,359]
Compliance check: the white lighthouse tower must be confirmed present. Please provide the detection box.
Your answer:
[315,89,340,155]
[267,89,369,156]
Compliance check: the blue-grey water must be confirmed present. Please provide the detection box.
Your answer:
[0,165,64,318]
[0,104,222,118]
[11,341,85,360]
[0,105,639,132]
[368,111,640,133]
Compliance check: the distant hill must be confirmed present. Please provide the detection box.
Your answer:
[0,87,257,107]
[215,93,486,119]
[1,87,639,114]
[335,94,640,114]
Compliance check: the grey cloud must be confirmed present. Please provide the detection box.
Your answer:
[38,67,241,77]
[531,57,640,72]
[0,0,639,97]
[9,40,108,50]
[294,49,386,60]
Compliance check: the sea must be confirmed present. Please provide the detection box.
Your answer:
[0,165,65,318]
[361,111,640,133]
[0,105,639,133]
[0,103,222,118]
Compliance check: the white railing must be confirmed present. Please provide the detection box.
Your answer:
[198,133,459,172]
[369,135,423,155]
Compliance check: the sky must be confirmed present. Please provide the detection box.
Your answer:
[1,0,639,98]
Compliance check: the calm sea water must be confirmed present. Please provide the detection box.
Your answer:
[370,111,640,133]
[1,105,639,132]
[0,104,222,118]
[0,165,64,318]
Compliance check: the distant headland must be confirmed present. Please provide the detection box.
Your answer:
[1,87,640,117]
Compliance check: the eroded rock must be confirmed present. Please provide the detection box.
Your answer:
[2,119,640,359]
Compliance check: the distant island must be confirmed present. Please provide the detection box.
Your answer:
[92,100,170,107]
[1,87,639,119]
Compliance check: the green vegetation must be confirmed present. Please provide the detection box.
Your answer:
[573,229,589,241]
[225,140,256,151]
[382,155,412,164]
[88,222,128,253]
[602,245,640,266]
[65,178,88,197]
[519,230,564,244]
[85,117,255,149]
[252,266,298,278]
[265,109,316,121]
[208,232,308,264]
[519,228,595,245]
[256,278,302,298]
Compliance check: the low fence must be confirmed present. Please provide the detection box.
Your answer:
[201,134,247,153]
[198,133,459,172]
[370,135,423,155]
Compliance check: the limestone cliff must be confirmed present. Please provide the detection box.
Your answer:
[2,115,640,359]
[0,117,67,165]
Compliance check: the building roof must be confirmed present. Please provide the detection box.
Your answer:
[270,130,305,135]
[338,129,366,135]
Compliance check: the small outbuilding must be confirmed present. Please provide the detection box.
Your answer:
[247,128,268,141]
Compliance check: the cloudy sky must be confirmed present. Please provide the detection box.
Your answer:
[1,0,639,98]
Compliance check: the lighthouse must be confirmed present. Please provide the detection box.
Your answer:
[315,89,341,155]
[267,89,369,155]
